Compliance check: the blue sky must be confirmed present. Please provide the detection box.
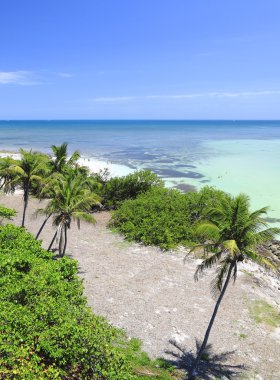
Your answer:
[1,0,280,119]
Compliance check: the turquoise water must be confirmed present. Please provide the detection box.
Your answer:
[0,120,280,224]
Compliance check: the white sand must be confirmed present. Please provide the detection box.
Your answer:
[0,151,134,178]
[78,156,134,177]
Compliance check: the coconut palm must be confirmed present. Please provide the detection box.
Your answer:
[50,142,80,173]
[0,156,19,193]
[2,150,49,227]
[43,173,100,256]
[187,193,280,379]
[35,165,101,239]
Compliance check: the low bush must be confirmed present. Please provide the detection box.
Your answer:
[0,224,131,379]
[101,169,163,209]
[0,205,16,224]
[0,224,176,379]
[111,186,229,249]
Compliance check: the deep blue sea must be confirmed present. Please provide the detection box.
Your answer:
[1,120,280,223]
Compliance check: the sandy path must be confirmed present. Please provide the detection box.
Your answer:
[1,194,280,379]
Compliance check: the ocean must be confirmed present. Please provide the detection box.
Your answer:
[0,120,280,225]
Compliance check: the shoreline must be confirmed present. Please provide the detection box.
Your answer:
[0,149,196,191]
[0,150,134,178]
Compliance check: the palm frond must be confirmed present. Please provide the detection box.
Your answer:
[249,206,269,220]
[184,242,218,263]
[221,239,240,258]
[232,261,238,283]
[68,150,81,165]
[34,208,49,217]
[245,249,276,270]
[72,212,96,224]
[210,258,231,297]
[255,227,280,243]
[8,165,27,177]
[195,222,220,241]
[194,251,222,281]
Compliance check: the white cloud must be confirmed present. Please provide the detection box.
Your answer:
[92,90,280,102]
[58,73,74,78]
[0,71,39,85]
[208,90,280,98]
[93,96,137,102]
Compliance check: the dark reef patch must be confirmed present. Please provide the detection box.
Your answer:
[152,168,204,179]
[263,217,280,223]
[174,183,196,193]
[175,164,197,169]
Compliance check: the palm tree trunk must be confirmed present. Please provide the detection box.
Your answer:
[62,224,68,256]
[21,191,29,227]
[48,230,57,251]
[36,214,51,240]
[58,228,64,257]
[0,179,6,190]
[188,262,235,379]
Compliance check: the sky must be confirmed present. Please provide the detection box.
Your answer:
[1,0,280,119]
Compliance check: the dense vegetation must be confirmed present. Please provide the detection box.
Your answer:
[111,186,229,249]
[97,169,164,209]
[0,205,16,223]
[0,224,128,378]
[0,223,177,379]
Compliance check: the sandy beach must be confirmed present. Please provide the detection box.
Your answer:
[0,150,133,179]
[1,193,280,379]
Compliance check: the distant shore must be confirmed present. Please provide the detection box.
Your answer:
[0,150,133,178]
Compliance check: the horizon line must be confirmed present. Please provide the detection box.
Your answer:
[1,118,280,122]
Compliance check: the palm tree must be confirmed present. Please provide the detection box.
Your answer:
[0,156,19,193]
[187,193,280,379]
[50,142,80,173]
[35,164,100,240]
[2,149,49,227]
[34,174,61,240]
[43,173,100,256]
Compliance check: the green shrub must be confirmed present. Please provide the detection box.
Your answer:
[0,225,130,379]
[0,205,16,224]
[0,224,177,379]
[111,186,230,249]
[111,187,192,249]
[102,169,163,209]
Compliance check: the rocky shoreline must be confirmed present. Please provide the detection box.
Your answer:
[258,240,280,268]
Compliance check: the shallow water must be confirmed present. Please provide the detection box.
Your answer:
[181,139,280,224]
[0,120,280,224]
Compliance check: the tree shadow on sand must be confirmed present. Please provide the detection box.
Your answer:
[165,339,247,379]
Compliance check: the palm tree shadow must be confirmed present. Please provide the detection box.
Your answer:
[165,340,246,379]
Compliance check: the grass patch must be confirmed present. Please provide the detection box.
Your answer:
[126,338,183,379]
[249,299,280,327]
[240,269,254,278]
[201,353,210,362]
[114,239,134,249]
[239,333,247,339]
